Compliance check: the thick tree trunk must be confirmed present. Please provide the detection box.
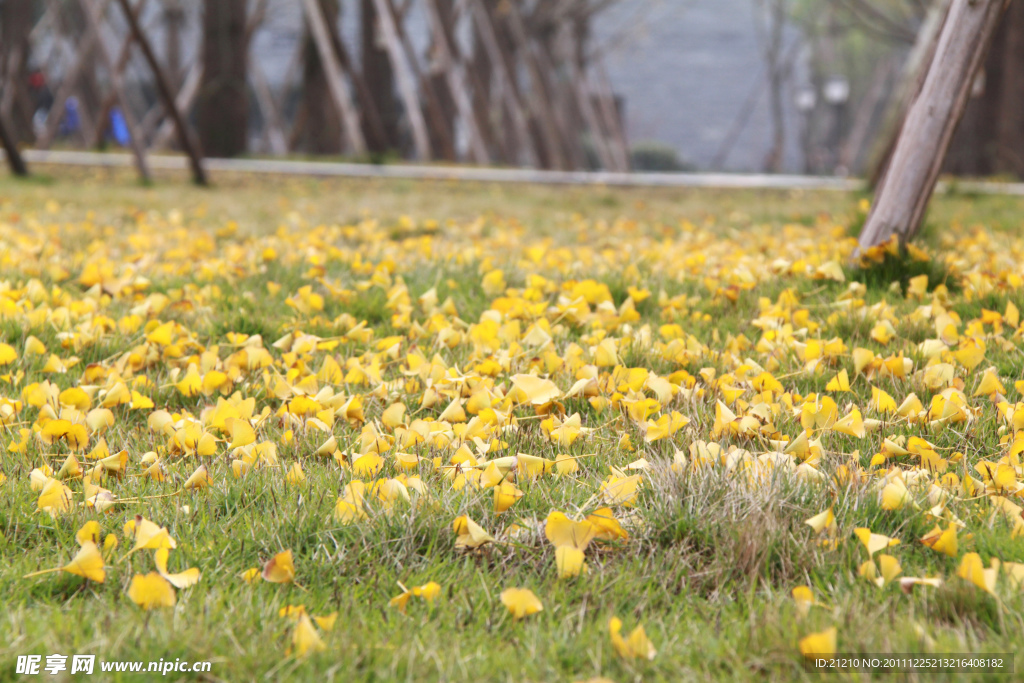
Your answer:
[995,2,1024,175]
[426,0,456,160]
[0,111,29,176]
[857,0,1008,252]
[469,18,496,160]
[1,0,35,144]
[361,0,399,153]
[945,0,1024,177]
[198,0,248,158]
[300,0,343,155]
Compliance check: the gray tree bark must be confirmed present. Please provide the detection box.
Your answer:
[300,0,342,154]
[361,0,398,153]
[1,0,35,144]
[198,0,248,158]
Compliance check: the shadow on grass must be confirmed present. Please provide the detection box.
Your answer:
[844,249,960,296]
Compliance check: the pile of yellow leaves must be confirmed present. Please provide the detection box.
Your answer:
[4,198,1024,663]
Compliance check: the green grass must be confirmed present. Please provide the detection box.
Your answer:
[1,167,1024,681]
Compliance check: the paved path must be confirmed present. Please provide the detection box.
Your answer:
[6,149,1024,197]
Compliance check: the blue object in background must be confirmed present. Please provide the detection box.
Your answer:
[59,96,80,136]
[110,107,130,146]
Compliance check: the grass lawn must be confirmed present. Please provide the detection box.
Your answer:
[1,166,1024,682]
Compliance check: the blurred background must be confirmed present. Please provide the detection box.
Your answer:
[1,0,1021,178]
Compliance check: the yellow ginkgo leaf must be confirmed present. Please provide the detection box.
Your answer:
[878,554,902,586]
[833,409,865,438]
[24,542,106,583]
[75,520,103,546]
[39,419,89,450]
[285,462,306,485]
[454,516,494,549]
[973,368,1006,397]
[920,524,958,557]
[314,613,338,631]
[805,508,835,535]
[154,547,200,588]
[798,627,837,658]
[791,585,821,617]
[801,395,838,431]
[182,464,212,491]
[411,581,441,602]
[24,336,47,356]
[609,617,656,660]
[870,386,897,414]
[127,572,176,609]
[493,481,524,513]
[957,553,999,595]
[240,568,261,584]
[600,473,642,506]
[510,374,562,406]
[62,542,106,582]
[586,508,629,541]
[880,479,910,511]
[0,343,17,365]
[854,528,900,556]
[825,369,850,392]
[290,613,326,656]
[226,418,255,450]
[175,366,202,397]
[555,546,587,578]
[127,517,176,557]
[389,581,441,612]
[38,478,73,517]
[262,550,296,583]
[500,587,544,620]
[545,511,597,551]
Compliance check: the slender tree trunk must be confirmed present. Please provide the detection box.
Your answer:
[115,0,205,184]
[198,0,248,158]
[301,0,343,154]
[165,0,185,94]
[858,0,1009,251]
[760,0,787,173]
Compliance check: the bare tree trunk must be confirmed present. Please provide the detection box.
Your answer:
[946,0,1024,177]
[165,0,184,94]
[469,17,496,160]
[759,0,787,173]
[0,111,29,176]
[866,0,950,187]
[361,0,399,153]
[425,0,456,160]
[858,0,1009,252]
[82,0,152,183]
[300,0,343,154]
[1,0,35,144]
[995,1,1024,176]
[199,0,248,158]
[115,0,206,184]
